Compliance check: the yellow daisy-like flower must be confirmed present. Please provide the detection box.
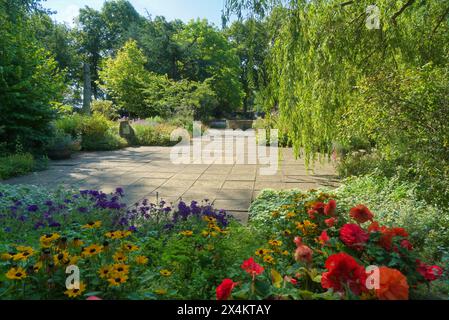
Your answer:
[282,250,290,256]
[263,255,275,264]
[286,212,296,219]
[1,253,13,261]
[40,233,60,247]
[53,250,70,266]
[6,267,27,280]
[108,275,128,287]
[69,256,81,265]
[64,282,86,298]
[202,216,216,223]
[255,248,272,256]
[282,230,292,237]
[33,261,43,273]
[296,220,318,236]
[268,239,283,247]
[180,230,193,237]
[135,256,148,265]
[160,269,172,277]
[113,251,128,263]
[99,265,112,279]
[111,263,130,275]
[12,251,33,262]
[82,221,102,229]
[82,244,103,257]
[122,243,139,252]
[72,238,84,248]
[105,230,132,240]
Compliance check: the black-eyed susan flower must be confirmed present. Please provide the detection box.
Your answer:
[82,244,103,257]
[268,240,283,247]
[12,250,33,262]
[122,243,139,252]
[69,256,81,265]
[282,230,292,237]
[72,238,84,248]
[1,253,13,261]
[105,230,131,240]
[6,267,27,280]
[282,250,290,256]
[179,230,193,237]
[135,256,148,265]
[82,221,102,229]
[160,269,172,277]
[202,216,216,223]
[113,251,128,263]
[286,212,296,219]
[99,265,112,279]
[112,263,130,275]
[108,275,128,287]
[40,233,60,247]
[263,255,275,264]
[64,282,86,298]
[33,261,43,273]
[53,251,70,266]
[255,248,272,256]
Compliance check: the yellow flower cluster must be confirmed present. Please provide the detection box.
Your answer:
[201,216,228,238]
[296,220,318,236]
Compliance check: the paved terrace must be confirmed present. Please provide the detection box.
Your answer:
[2,137,339,222]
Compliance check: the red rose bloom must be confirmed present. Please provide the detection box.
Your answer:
[325,217,337,228]
[216,279,237,300]
[324,199,337,216]
[350,205,374,224]
[417,260,444,282]
[367,221,381,233]
[379,227,409,251]
[312,202,325,214]
[400,239,413,251]
[241,257,264,277]
[340,224,369,250]
[321,253,367,296]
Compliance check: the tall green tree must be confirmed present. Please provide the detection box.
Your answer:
[0,0,65,151]
[175,19,244,116]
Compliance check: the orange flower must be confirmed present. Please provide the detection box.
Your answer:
[375,267,409,300]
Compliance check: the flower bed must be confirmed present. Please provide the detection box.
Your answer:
[0,186,446,300]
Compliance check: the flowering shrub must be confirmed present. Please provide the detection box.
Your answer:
[219,193,446,300]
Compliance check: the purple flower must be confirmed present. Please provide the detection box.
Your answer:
[115,188,125,196]
[27,205,39,212]
[0,192,4,197]
[45,200,53,207]
[49,221,61,228]
[128,225,137,232]
[78,207,88,213]
[4,227,11,233]
[33,222,45,230]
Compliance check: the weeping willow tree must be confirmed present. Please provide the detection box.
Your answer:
[224,0,449,169]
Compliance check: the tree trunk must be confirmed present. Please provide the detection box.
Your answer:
[83,62,92,114]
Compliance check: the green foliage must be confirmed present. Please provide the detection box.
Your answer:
[0,0,66,152]
[0,153,35,180]
[91,100,119,120]
[133,123,179,147]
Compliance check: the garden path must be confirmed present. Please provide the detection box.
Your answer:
[1,137,339,222]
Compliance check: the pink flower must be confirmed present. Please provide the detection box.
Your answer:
[325,217,337,228]
[86,296,102,300]
[294,237,313,263]
[318,230,330,246]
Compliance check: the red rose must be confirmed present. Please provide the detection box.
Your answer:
[324,200,337,216]
[241,257,264,277]
[312,202,325,214]
[400,239,413,251]
[216,279,237,300]
[325,217,337,228]
[417,260,444,282]
[350,205,374,224]
[367,221,381,233]
[379,227,409,251]
[321,253,367,296]
[340,224,369,250]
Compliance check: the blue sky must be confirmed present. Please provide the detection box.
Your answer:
[43,0,226,27]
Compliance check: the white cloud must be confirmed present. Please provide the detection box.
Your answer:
[54,4,80,26]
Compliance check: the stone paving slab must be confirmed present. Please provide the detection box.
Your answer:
[1,142,339,219]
